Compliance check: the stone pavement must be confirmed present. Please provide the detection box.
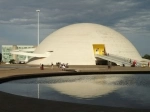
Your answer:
[0,65,150,80]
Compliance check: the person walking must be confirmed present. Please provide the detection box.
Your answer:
[51,63,54,69]
[108,61,110,69]
[62,65,66,71]
[108,61,112,69]
[40,64,44,70]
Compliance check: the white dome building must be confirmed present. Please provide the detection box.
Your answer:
[28,23,142,65]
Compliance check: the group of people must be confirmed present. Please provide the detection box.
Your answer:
[56,62,69,70]
[40,62,69,70]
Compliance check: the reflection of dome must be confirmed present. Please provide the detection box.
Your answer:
[29,23,141,65]
[48,82,118,98]
[46,75,121,98]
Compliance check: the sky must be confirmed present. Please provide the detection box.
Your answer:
[0,0,150,56]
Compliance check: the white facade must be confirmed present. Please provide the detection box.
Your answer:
[28,23,142,65]
[2,45,35,63]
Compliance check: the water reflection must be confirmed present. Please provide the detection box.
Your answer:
[0,83,38,98]
[0,74,150,109]
[47,75,122,98]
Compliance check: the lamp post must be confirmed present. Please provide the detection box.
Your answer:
[36,10,40,46]
[36,9,40,99]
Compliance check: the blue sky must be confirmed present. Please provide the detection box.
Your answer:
[0,0,150,56]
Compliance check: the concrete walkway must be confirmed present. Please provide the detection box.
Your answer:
[0,65,150,79]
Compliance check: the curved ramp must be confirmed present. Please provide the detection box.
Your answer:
[95,54,132,66]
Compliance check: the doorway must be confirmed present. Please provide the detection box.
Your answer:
[93,44,106,55]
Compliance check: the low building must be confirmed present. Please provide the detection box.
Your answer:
[2,45,35,63]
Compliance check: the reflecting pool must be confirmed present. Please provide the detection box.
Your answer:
[0,74,150,109]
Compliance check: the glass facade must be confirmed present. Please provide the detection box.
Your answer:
[2,45,35,63]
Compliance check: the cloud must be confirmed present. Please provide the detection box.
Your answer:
[0,0,150,55]
[0,0,149,30]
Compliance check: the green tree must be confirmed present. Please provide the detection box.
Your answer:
[0,53,2,64]
[9,59,15,64]
[142,54,150,60]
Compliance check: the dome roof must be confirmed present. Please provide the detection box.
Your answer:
[29,23,141,65]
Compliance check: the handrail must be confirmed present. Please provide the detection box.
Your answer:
[95,54,131,66]
[94,54,148,67]
[106,53,147,66]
